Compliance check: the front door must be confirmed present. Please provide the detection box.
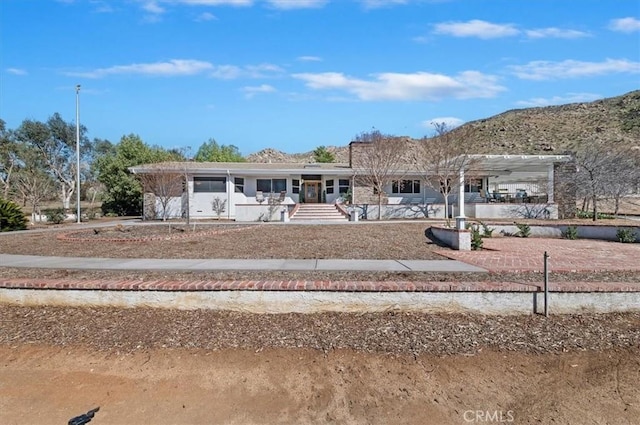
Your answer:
[304,181,321,203]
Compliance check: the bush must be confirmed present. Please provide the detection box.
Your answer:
[576,209,614,220]
[616,228,637,243]
[0,198,28,232]
[563,225,579,240]
[45,208,66,224]
[515,222,531,238]
[470,227,483,250]
[479,221,494,238]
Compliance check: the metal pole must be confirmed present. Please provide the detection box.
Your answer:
[75,84,81,224]
[543,251,549,317]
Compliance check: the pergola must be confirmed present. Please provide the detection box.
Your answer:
[454,154,572,227]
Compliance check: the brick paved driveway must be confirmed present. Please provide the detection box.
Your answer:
[440,238,640,273]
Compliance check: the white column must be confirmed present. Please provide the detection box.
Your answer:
[456,169,465,229]
[547,165,555,203]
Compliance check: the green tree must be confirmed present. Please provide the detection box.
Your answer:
[0,119,19,199]
[14,113,90,210]
[95,134,180,216]
[313,145,335,163]
[194,139,245,162]
[0,197,28,231]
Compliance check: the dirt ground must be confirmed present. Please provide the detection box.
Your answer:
[1,345,638,425]
[1,307,639,424]
[1,221,639,424]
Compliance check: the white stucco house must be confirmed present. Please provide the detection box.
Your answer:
[129,143,573,222]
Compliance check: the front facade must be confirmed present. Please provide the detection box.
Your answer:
[130,149,572,221]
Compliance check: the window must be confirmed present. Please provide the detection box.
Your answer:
[193,176,226,193]
[257,178,287,193]
[325,179,334,194]
[464,179,483,193]
[234,177,244,193]
[292,179,300,194]
[392,179,421,194]
[339,179,350,194]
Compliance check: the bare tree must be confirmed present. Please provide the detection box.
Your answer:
[351,130,407,220]
[606,147,640,216]
[211,197,227,220]
[575,144,640,220]
[14,114,89,211]
[14,166,54,223]
[414,123,477,226]
[136,166,184,220]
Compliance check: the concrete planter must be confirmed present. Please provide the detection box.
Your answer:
[431,226,471,251]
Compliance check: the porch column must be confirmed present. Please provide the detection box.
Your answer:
[456,169,465,229]
[547,165,554,203]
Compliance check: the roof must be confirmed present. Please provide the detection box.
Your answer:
[468,154,572,173]
[129,161,353,176]
[129,155,572,178]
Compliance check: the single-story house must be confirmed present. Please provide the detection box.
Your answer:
[129,143,573,222]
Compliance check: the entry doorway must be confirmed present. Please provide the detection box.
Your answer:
[303,181,321,203]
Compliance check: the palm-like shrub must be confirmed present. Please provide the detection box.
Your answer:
[0,198,28,232]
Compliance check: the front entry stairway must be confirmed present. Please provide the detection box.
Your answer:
[290,203,349,222]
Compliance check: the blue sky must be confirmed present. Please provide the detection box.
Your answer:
[1,0,639,155]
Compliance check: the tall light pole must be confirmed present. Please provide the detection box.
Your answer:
[75,84,81,224]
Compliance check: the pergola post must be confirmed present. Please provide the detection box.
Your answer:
[456,169,466,230]
[547,164,555,203]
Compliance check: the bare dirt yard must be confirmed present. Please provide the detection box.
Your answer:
[1,220,639,424]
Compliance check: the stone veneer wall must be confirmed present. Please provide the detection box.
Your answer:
[554,158,577,219]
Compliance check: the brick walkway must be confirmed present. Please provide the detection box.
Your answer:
[440,238,640,272]
[1,237,638,294]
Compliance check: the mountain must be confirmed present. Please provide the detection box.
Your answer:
[246,90,640,163]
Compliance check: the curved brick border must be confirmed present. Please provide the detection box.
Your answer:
[57,224,262,243]
[1,278,638,293]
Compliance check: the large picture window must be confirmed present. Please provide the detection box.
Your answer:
[257,178,287,193]
[392,179,421,194]
[193,176,226,193]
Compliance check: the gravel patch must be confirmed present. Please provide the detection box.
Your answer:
[1,306,638,356]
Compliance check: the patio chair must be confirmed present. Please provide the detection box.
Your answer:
[256,191,265,203]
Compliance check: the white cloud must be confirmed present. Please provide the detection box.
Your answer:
[359,0,409,9]
[209,65,242,79]
[433,20,519,39]
[242,84,276,98]
[65,59,284,80]
[90,1,115,13]
[141,0,165,14]
[515,93,602,107]
[509,58,640,80]
[526,27,590,39]
[171,0,252,5]
[266,0,328,9]
[6,68,27,76]
[292,70,505,101]
[66,59,216,78]
[297,55,322,62]
[609,17,640,33]
[195,11,217,20]
[421,117,464,129]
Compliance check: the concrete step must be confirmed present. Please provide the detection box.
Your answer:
[290,204,348,221]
